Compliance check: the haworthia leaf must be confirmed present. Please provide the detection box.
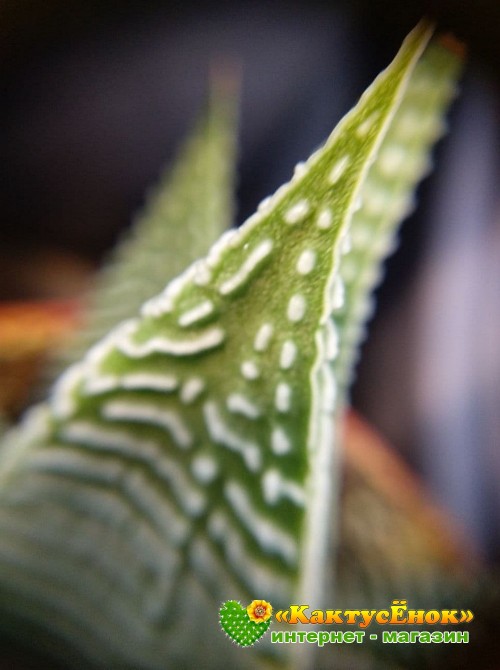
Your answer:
[47,77,238,381]
[330,35,463,607]
[333,37,462,398]
[0,23,462,670]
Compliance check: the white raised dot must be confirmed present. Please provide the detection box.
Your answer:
[258,196,272,212]
[180,378,205,404]
[379,144,407,177]
[87,372,178,395]
[324,320,339,360]
[262,469,305,507]
[332,276,345,310]
[287,294,306,322]
[218,239,273,296]
[119,327,225,358]
[103,400,193,449]
[319,360,337,411]
[142,293,173,318]
[191,455,218,483]
[253,323,273,352]
[275,382,291,413]
[328,156,349,184]
[353,195,363,212]
[341,231,352,254]
[356,111,379,138]
[241,361,260,380]
[192,260,212,286]
[51,363,84,419]
[226,393,260,420]
[284,199,310,224]
[204,229,239,270]
[228,228,243,249]
[280,340,297,370]
[62,421,154,457]
[293,161,307,178]
[178,300,214,327]
[271,427,291,455]
[316,208,333,229]
[296,249,317,275]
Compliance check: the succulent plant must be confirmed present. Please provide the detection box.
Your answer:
[0,21,465,669]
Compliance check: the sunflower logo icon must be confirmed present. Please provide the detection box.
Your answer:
[247,599,273,623]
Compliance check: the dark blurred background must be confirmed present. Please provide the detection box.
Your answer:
[0,0,499,562]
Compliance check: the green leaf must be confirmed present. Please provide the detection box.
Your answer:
[333,38,463,599]
[48,75,238,380]
[0,23,462,669]
[333,37,463,398]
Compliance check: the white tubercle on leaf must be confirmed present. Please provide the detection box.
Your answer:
[85,372,179,396]
[262,469,306,507]
[253,323,274,352]
[271,427,292,455]
[356,111,380,137]
[275,383,292,413]
[293,161,307,179]
[226,393,260,419]
[180,378,206,404]
[178,300,215,327]
[51,363,85,419]
[284,199,310,224]
[280,340,298,370]
[102,399,194,450]
[287,295,307,322]
[218,239,273,295]
[324,320,339,361]
[191,455,218,483]
[206,228,240,269]
[341,231,352,254]
[328,155,350,184]
[332,275,345,310]
[317,208,333,229]
[240,361,260,380]
[192,260,212,287]
[257,195,272,212]
[297,249,317,275]
[118,328,226,358]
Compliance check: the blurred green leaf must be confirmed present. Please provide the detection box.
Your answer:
[0,24,465,670]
